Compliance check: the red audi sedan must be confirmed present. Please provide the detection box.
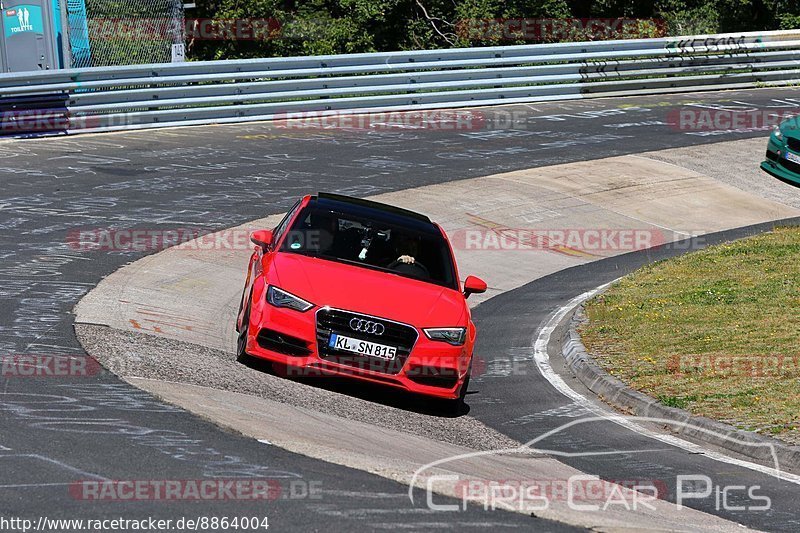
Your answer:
[235,193,487,405]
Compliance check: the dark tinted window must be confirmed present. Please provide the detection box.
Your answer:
[280,206,457,289]
[272,199,302,243]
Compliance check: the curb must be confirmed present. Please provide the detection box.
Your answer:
[561,305,800,475]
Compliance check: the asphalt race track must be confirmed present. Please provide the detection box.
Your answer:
[2,87,800,530]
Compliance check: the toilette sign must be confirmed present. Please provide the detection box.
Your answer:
[4,5,43,36]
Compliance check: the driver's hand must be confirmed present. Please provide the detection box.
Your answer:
[397,255,415,264]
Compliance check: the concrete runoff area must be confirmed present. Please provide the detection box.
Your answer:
[643,137,800,210]
[75,136,798,530]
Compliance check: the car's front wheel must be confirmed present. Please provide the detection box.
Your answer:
[236,293,253,364]
[459,367,471,402]
[443,364,471,416]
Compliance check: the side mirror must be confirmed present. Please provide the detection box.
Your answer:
[463,275,487,299]
[250,229,274,251]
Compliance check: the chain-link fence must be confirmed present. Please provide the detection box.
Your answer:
[67,0,184,67]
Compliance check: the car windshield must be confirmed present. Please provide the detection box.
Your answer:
[279,206,457,289]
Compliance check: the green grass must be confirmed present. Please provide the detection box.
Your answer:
[580,227,800,444]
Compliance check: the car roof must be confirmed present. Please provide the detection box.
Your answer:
[310,192,440,235]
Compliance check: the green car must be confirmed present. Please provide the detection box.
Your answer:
[761,117,800,186]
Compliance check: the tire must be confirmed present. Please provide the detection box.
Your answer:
[236,295,253,364]
[444,366,471,416]
[459,368,471,402]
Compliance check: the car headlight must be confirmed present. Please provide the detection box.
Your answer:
[773,125,784,141]
[423,327,467,346]
[266,285,314,312]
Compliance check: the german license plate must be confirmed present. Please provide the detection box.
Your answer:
[329,333,396,360]
[785,151,800,164]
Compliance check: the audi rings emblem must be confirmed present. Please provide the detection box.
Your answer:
[349,318,385,335]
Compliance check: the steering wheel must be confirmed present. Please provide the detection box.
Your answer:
[387,259,430,277]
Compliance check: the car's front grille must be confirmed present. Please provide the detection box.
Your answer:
[766,150,778,162]
[779,156,800,175]
[786,137,800,152]
[316,308,418,374]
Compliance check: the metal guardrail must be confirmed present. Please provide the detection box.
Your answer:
[1,29,800,134]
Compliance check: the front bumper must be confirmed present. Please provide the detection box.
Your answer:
[243,302,471,400]
[761,137,800,187]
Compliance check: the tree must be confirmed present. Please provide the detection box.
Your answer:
[187,0,800,60]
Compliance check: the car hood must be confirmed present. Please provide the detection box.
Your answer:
[779,116,800,137]
[268,252,466,326]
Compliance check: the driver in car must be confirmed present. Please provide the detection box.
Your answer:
[387,234,430,277]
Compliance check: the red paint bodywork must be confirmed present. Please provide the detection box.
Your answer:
[237,195,482,400]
